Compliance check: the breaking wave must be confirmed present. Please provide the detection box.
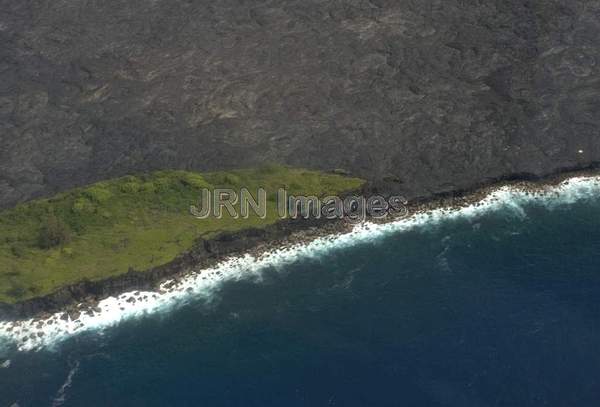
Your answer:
[1,176,599,352]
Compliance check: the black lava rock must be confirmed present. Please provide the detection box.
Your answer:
[0,0,598,206]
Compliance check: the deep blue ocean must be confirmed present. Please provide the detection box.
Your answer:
[2,191,600,406]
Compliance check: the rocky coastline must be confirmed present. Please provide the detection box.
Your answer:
[1,166,599,322]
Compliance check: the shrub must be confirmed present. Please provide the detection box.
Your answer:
[10,244,26,258]
[154,177,174,192]
[38,214,72,249]
[72,197,95,213]
[83,186,112,203]
[181,173,209,189]
[120,181,141,193]
[212,173,241,187]
[140,182,156,193]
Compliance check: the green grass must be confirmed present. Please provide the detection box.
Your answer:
[0,166,364,303]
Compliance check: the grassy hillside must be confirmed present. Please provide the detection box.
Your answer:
[0,166,363,303]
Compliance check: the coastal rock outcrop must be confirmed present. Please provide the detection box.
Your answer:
[0,215,333,320]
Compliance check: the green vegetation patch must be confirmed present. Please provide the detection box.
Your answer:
[0,166,363,303]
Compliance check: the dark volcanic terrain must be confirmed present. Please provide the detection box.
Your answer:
[1,0,599,207]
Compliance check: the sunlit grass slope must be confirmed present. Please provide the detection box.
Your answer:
[0,166,364,303]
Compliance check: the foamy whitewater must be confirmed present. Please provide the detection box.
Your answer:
[2,176,600,352]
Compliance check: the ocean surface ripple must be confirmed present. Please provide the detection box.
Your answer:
[1,176,599,352]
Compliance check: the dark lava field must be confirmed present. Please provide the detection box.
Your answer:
[1,0,599,206]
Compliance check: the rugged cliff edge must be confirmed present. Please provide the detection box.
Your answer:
[1,1,599,208]
[2,166,599,320]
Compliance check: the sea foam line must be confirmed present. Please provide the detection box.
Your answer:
[1,176,600,352]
